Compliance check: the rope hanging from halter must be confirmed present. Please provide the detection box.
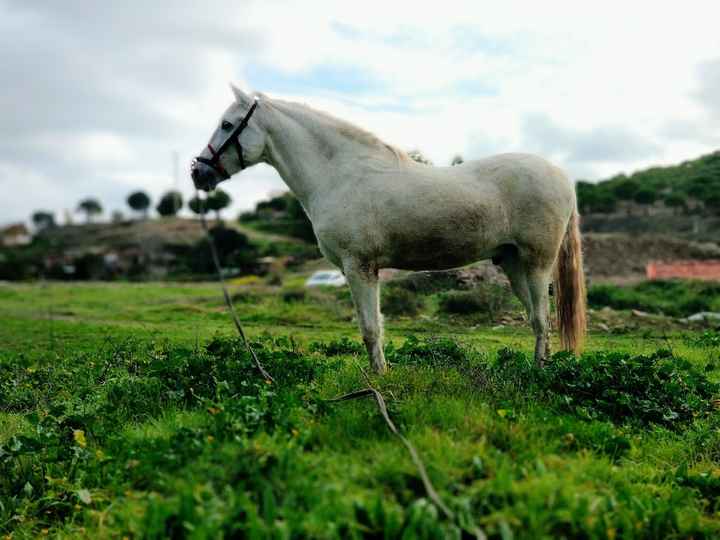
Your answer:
[194,190,274,383]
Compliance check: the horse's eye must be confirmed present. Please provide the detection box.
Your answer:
[221,120,233,130]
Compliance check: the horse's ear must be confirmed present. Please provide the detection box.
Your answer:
[230,83,249,104]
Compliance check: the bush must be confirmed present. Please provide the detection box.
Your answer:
[282,288,306,303]
[390,271,460,294]
[184,226,258,275]
[386,335,473,370]
[382,286,424,316]
[489,347,720,427]
[438,284,512,321]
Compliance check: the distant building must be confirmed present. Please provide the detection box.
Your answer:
[0,223,31,246]
[647,260,720,281]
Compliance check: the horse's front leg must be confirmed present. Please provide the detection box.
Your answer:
[344,262,387,374]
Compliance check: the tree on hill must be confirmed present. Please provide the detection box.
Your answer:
[663,193,686,215]
[576,181,618,215]
[285,195,316,243]
[237,191,316,243]
[77,198,103,223]
[451,154,464,166]
[188,195,205,216]
[188,226,257,274]
[127,191,151,219]
[634,188,657,216]
[612,179,640,215]
[576,181,597,214]
[206,189,232,221]
[156,191,183,217]
[591,192,618,214]
[31,211,55,230]
[703,192,720,216]
[257,194,289,213]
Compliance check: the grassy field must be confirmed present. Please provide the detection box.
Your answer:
[1,281,720,538]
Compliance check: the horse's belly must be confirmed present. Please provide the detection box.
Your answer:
[381,229,499,271]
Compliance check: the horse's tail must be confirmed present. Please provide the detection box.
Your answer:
[553,206,587,355]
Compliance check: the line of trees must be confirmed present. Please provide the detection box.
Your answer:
[30,188,235,229]
[577,178,697,216]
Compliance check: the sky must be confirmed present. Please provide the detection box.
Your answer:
[1,0,719,226]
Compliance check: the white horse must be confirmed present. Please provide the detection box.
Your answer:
[192,86,586,373]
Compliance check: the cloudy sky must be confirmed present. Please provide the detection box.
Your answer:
[1,0,719,226]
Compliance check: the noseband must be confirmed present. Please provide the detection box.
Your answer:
[192,99,259,180]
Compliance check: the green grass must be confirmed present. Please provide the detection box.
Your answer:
[1,282,720,538]
[588,280,720,317]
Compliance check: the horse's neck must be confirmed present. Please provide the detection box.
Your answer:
[262,107,332,211]
[262,103,392,214]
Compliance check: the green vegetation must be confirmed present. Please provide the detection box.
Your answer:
[381,286,425,316]
[76,198,102,223]
[127,191,151,219]
[577,150,720,216]
[438,285,515,322]
[239,192,316,244]
[588,280,720,317]
[156,191,184,217]
[2,282,720,537]
[31,211,56,230]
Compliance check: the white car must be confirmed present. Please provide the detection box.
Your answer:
[305,270,347,288]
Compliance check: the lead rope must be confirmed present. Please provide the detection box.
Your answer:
[196,188,484,539]
[195,189,274,383]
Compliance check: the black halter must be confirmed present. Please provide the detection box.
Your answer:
[193,100,258,180]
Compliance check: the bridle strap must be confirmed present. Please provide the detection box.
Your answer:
[194,99,259,179]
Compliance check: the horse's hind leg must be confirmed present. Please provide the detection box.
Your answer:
[499,249,534,326]
[344,262,387,374]
[526,265,554,367]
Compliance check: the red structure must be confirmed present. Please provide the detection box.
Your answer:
[647,260,720,281]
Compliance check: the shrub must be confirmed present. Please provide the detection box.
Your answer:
[382,286,424,316]
[489,348,720,428]
[386,335,473,370]
[282,288,306,303]
[438,284,512,321]
[390,271,460,294]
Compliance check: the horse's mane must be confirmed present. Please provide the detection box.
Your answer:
[268,98,411,165]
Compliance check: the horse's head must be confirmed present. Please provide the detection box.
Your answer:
[191,85,267,191]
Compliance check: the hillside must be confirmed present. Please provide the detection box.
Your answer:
[597,150,720,193]
[0,217,318,281]
[36,217,305,253]
[577,150,720,226]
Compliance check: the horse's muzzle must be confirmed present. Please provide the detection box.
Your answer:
[191,160,219,192]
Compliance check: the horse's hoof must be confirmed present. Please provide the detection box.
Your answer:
[372,362,388,375]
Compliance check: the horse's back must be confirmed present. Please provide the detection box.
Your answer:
[463,153,573,196]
